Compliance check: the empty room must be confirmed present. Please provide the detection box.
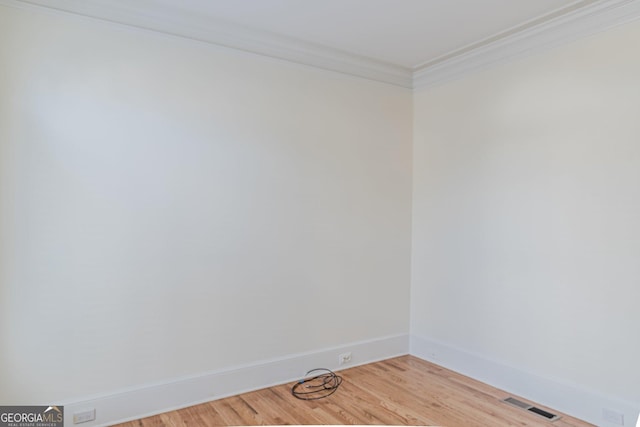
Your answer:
[1,0,639,426]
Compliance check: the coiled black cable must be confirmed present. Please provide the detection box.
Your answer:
[291,368,343,400]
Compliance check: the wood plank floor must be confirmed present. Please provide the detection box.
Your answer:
[116,356,593,426]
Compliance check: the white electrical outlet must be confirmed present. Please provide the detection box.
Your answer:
[73,409,96,424]
[603,408,624,426]
[338,352,352,365]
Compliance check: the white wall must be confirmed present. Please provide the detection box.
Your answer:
[412,16,640,416]
[3,2,640,424]
[0,5,412,404]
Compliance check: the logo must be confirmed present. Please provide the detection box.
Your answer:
[0,406,63,427]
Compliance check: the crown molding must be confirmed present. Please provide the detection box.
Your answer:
[413,0,640,89]
[2,0,414,88]
[2,0,640,90]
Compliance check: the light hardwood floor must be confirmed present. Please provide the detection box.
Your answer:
[117,356,593,426]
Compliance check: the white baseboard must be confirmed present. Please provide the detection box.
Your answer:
[410,334,639,427]
[60,334,409,427]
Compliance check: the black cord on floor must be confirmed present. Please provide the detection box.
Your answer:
[291,368,343,400]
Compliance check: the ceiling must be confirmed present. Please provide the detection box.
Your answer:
[143,0,579,69]
[8,0,639,87]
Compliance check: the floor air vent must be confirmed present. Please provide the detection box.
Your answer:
[502,397,561,421]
